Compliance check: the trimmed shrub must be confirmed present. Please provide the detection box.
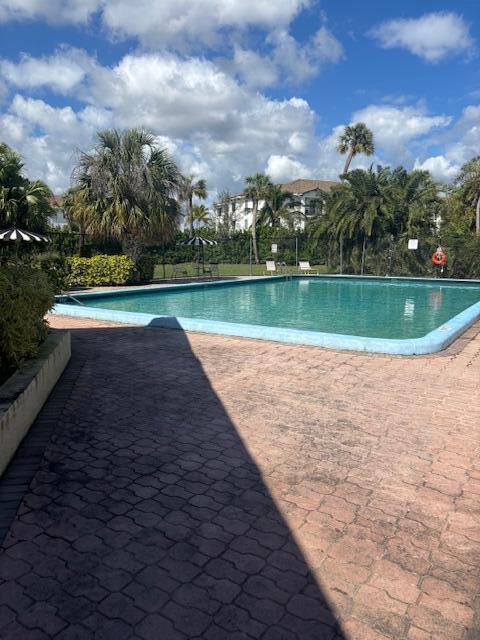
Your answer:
[66,254,135,287]
[0,263,55,378]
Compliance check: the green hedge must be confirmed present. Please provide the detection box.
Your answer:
[0,263,55,379]
[66,254,136,287]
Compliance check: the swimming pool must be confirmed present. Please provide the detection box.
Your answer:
[54,276,480,355]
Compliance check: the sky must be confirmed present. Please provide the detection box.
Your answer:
[0,0,479,199]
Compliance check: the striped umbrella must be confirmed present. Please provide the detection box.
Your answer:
[180,236,218,274]
[180,236,218,246]
[0,227,49,242]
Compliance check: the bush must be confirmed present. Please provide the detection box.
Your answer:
[0,263,55,377]
[33,251,68,290]
[136,254,156,282]
[66,254,135,287]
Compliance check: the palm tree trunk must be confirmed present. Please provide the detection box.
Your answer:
[121,235,142,272]
[79,224,86,257]
[476,194,480,235]
[360,235,366,275]
[189,195,194,234]
[251,202,260,264]
[343,148,354,175]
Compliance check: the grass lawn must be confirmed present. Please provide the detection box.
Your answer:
[153,263,330,279]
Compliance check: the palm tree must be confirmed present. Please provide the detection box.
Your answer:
[314,167,393,274]
[180,176,207,234]
[259,185,304,232]
[63,186,94,255]
[243,173,273,263]
[337,123,375,175]
[0,181,53,232]
[72,128,183,263]
[215,190,235,237]
[192,204,210,227]
[456,156,480,234]
[387,167,439,237]
[0,142,54,231]
[0,142,24,189]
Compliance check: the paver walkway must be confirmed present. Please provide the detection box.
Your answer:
[1,317,479,640]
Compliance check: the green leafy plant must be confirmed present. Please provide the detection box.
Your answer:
[0,263,55,378]
[66,254,135,287]
[33,251,68,290]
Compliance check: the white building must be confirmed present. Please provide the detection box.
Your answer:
[214,179,339,232]
[49,195,69,228]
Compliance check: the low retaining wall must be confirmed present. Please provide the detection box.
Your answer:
[0,331,71,477]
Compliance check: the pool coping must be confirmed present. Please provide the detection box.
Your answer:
[53,275,480,356]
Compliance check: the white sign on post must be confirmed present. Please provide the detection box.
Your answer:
[408,239,418,250]
[271,243,278,253]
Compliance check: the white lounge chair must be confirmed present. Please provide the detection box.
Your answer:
[264,260,277,275]
[298,260,318,275]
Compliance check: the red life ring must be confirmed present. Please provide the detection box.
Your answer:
[432,250,446,265]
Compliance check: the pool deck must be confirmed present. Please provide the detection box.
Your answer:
[1,316,479,639]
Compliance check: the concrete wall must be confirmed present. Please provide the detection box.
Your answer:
[0,331,71,477]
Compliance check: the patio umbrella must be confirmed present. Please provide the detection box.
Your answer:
[0,226,49,242]
[180,235,218,273]
[180,235,218,247]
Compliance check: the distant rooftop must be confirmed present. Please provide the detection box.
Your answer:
[279,179,339,195]
[229,178,339,199]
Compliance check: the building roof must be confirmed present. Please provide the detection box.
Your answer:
[50,195,64,207]
[227,178,340,201]
[279,179,339,195]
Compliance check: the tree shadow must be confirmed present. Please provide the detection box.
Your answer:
[0,322,346,639]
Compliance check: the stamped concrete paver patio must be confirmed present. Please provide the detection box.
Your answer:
[1,316,479,639]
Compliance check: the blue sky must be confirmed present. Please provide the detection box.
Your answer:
[0,0,478,195]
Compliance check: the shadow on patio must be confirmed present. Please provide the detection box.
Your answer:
[0,322,346,639]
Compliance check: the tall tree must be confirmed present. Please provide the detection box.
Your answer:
[72,128,183,263]
[259,185,303,232]
[191,204,210,227]
[180,176,207,234]
[215,189,236,237]
[455,156,480,234]
[63,186,94,255]
[243,173,273,264]
[337,123,375,175]
[0,142,53,232]
[312,167,394,274]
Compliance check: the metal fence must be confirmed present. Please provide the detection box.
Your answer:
[42,229,480,280]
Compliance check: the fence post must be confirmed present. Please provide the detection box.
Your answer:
[360,236,366,275]
[339,237,343,274]
[295,236,298,267]
[249,236,252,276]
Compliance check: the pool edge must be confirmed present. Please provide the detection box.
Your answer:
[52,291,480,356]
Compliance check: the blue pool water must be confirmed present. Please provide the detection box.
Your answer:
[75,277,480,340]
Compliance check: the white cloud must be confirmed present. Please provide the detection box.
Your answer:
[270,25,344,83]
[0,51,317,192]
[428,104,480,173]
[351,104,451,162]
[101,0,310,49]
[0,0,98,24]
[0,48,94,94]
[229,48,278,88]
[0,0,310,49]
[370,12,474,62]
[414,155,460,182]
[266,154,313,182]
